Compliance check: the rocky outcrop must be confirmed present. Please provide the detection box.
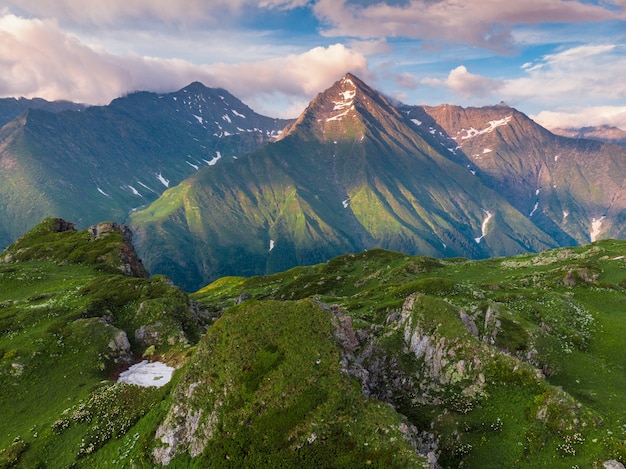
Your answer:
[459,310,479,337]
[88,221,149,278]
[107,329,131,364]
[563,267,597,286]
[152,395,220,465]
[329,294,505,466]
[47,218,76,233]
[135,323,187,348]
[400,296,487,409]
[329,297,441,466]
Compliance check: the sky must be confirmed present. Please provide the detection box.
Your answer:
[1,0,626,130]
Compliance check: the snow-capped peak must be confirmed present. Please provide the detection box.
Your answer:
[327,76,357,122]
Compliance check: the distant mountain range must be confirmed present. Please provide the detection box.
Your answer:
[550,124,626,146]
[0,84,290,248]
[3,74,626,291]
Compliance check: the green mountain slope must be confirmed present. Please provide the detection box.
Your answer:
[2,220,626,467]
[130,74,559,291]
[151,299,427,468]
[0,83,290,249]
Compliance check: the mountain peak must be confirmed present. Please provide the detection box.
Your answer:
[329,73,375,98]
[178,81,210,93]
[278,73,398,142]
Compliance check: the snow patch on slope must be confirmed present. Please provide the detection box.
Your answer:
[457,116,512,141]
[327,77,357,122]
[97,187,111,198]
[207,151,222,166]
[137,181,157,194]
[118,360,174,388]
[127,185,142,197]
[156,173,170,188]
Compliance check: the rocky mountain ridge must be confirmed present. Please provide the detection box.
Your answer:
[0,96,86,128]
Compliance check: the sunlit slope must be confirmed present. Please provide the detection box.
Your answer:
[131,75,557,291]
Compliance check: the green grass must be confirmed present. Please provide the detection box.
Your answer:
[3,219,626,467]
[0,220,203,467]
[191,241,626,467]
[155,300,427,468]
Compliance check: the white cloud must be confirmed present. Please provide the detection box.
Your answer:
[422,66,503,99]
[0,14,367,117]
[313,0,623,52]
[2,0,310,26]
[347,38,393,56]
[394,72,419,90]
[501,44,626,105]
[0,14,196,103]
[533,106,626,130]
[204,44,369,97]
[419,43,626,128]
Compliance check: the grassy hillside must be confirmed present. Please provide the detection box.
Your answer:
[194,241,626,467]
[2,218,626,467]
[0,219,205,468]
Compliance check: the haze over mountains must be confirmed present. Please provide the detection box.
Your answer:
[2,74,626,291]
[550,125,626,147]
